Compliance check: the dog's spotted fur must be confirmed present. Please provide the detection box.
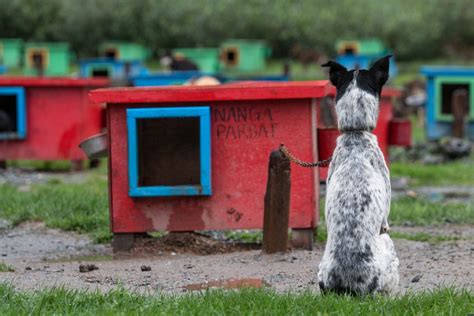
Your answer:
[318,56,399,295]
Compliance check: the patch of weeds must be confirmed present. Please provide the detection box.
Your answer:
[0,176,111,243]
[390,196,474,226]
[0,262,15,272]
[0,284,473,315]
[224,230,263,244]
[390,156,474,186]
[390,231,467,244]
[315,223,327,243]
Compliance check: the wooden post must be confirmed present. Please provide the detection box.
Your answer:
[262,150,291,253]
[451,88,468,138]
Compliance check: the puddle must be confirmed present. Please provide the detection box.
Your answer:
[184,278,269,291]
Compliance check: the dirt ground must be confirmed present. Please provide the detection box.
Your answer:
[1,221,473,294]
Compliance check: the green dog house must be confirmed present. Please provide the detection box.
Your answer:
[0,39,23,68]
[24,42,71,76]
[172,48,219,73]
[99,41,150,62]
[219,39,270,73]
[336,39,386,56]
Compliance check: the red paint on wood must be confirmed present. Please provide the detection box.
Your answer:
[0,76,109,87]
[107,97,321,233]
[0,79,108,161]
[388,119,412,147]
[90,81,330,104]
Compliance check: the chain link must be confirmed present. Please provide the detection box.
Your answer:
[279,144,332,168]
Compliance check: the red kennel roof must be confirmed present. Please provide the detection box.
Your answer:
[89,80,331,104]
[0,76,109,87]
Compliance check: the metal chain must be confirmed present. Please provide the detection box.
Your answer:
[279,144,332,168]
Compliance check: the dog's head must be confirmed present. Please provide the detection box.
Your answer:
[322,56,390,132]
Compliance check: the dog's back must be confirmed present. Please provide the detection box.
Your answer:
[318,56,399,295]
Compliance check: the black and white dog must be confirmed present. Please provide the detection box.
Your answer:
[317,56,399,295]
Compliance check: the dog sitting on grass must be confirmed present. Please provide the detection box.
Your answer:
[317,56,399,295]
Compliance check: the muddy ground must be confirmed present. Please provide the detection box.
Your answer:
[1,221,473,294]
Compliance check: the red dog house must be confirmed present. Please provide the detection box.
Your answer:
[90,81,331,250]
[0,77,108,167]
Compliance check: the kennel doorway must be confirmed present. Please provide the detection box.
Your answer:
[0,87,26,140]
[126,106,211,197]
[90,67,111,78]
[27,48,49,73]
[435,77,474,121]
[104,48,119,59]
[221,47,239,66]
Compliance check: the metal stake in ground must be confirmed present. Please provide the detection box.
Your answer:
[262,150,291,254]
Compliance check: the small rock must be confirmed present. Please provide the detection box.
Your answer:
[79,264,99,273]
[141,265,151,272]
[184,264,194,269]
[25,266,32,271]
[406,264,413,269]
[411,275,422,283]
[1,254,7,257]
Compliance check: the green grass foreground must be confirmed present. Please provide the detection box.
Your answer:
[0,175,110,243]
[0,285,472,316]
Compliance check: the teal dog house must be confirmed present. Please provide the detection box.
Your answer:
[421,67,474,140]
[219,39,270,73]
[23,42,71,76]
[99,41,150,62]
[0,39,23,68]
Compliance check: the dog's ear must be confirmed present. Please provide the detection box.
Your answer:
[321,61,348,87]
[369,55,391,87]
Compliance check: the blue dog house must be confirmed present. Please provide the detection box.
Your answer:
[131,71,207,86]
[131,72,288,87]
[79,58,148,80]
[421,67,474,140]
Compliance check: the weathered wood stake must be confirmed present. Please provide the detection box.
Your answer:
[262,150,291,253]
[451,88,468,138]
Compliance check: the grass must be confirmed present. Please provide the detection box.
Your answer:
[0,263,15,273]
[389,231,468,244]
[390,196,474,226]
[0,174,110,243]
[320,196,474,227]
[0,284,472,316]
[390,157,474,186]
[7,160,76,172]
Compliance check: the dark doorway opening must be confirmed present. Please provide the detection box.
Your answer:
[137,117,201,187]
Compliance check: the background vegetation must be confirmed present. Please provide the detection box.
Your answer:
[0,0,473,60]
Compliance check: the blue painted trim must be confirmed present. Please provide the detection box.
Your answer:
[127,106,211,197]
[0,87,26,140]
[421,66,474,77]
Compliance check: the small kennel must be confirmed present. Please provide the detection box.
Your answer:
[0,77,108,164]
[421,67,474,140]
[89,81,330,249]
[23,42,70,76]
